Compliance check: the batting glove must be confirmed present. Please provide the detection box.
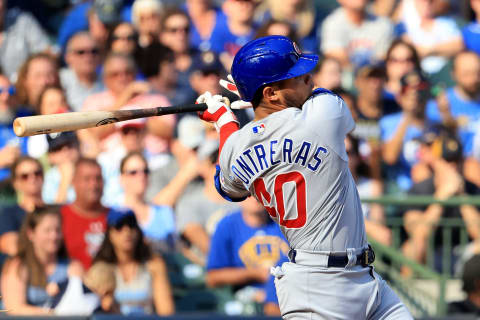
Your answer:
[197,91,238,131]
[219,74,253,109]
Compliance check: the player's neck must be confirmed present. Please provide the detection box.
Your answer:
[253,103,287,121]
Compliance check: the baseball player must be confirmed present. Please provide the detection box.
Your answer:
[197,35,412,319]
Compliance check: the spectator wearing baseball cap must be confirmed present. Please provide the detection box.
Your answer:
[42,131,80,205]
[351,62,399,183]
[448,254,480,315]
[402,131,480,275]
[93,207,174,316]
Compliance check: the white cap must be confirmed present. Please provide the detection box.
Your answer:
[177,116,205,149]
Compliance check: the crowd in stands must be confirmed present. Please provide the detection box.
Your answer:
[0,0,479,316]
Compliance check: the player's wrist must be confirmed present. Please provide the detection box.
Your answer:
[215,111,238,131]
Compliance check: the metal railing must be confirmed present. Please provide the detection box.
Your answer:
[363,195,480,317]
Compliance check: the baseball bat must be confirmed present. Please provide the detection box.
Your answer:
[13,103,208,137]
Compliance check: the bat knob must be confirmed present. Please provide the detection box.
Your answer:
[13,118,26,137]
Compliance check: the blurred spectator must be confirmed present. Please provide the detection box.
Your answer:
[118,152,180,253]
[254,19,298,42]
[145,115,206,204]
[217,0,258,70]
[312,56,342,90]
[61,32,102,112]
[140,43,193,105]
[448,254,480,315]
[57,0,128,55]
[399,0,463,75]
[42,132,80,205]
[188,50,228,102]
[60,158,109,269]
[26,85,72,159]
[158,8,198,103]
[84,261,120,314]
[402,132,480,272]
[108,22,140,57]
[93,208,174,316]
[346,135,391,246]
[380,70,434,192]
[0,156,44,256]
[425,51,480,157]
[351,63,399,181]
[0,0,52,81]
[1,206,83,315]
[0,74,27,182]
[384,39,421,99]
[16,52,59,114]
[254,0,321,53]
[331,86,358,120]
[185,0,227,52]
[206,196,289,314]
[132,0,163,48]
[175,139,240,265]
[82,53,174,161]
[321,0,394,69]
[462,0,480,55]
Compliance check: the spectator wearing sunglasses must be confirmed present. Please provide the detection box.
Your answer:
[98,117,149,207]
[61,32,103,112]
[117,152,181,254]
[0,156,44,257]
[60,158,109,270]
[108,22,139,58]
[93,208,174,316]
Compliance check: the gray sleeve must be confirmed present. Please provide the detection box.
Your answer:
[218,136,251,199]
[175,195,202,233]
[19,12,51,53]
[304,94,355,161]
[320,12,347,53]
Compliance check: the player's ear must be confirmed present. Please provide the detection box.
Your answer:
[263,86,279,103]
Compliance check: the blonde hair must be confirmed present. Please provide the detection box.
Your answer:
[84,262,116,293]
[132,0,163,27]
[257,0,315,38]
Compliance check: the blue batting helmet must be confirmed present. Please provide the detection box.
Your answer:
[231,35,319,102]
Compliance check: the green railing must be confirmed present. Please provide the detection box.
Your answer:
[363,195,480,317]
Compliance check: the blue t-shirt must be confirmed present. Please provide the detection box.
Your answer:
[380,112,429,191]
[425,87,480,155]
[207,210,289,294]
[214,27,256,56]
[0,123,28,181]
[185,6,228,52]
[462,22,480,56]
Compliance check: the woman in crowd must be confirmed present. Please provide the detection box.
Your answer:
[312,56,343,90]
[384,39,421,99]
[15,53,59,114]
[119,151,193,252]
[0,157,44,256]
[1,206,83,315]
[254,18,298,43]
[93,209,174,316]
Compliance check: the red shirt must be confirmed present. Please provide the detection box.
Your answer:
[60,204,108,269]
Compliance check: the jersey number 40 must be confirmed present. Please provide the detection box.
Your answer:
[253,171,306,229]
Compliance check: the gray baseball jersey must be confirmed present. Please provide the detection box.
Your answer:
[218,90,368,252]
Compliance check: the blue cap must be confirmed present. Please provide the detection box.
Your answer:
[231,35,318,102]
[107,208,137,227]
